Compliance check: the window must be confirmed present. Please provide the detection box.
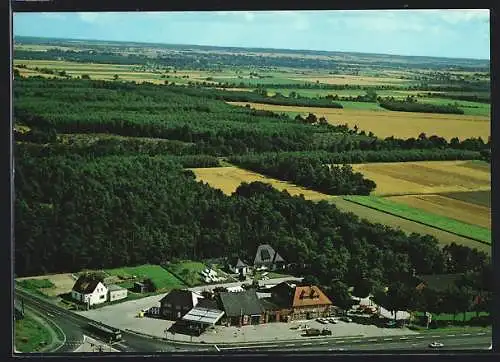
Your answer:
[100,295,105,299]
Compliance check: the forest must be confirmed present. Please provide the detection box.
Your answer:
[15,148,491,322]
[378,98,465,114]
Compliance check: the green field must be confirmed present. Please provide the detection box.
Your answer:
[16,279,55,297]
[339,101,387,111]
[163,261,208,287]
[104,264,186,291]
[343,195,491,244]
[417,98,490,117]
[15,315,53,352]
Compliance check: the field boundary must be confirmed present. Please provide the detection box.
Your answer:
[342,196,491,246]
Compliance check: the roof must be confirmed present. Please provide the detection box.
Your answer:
[72,276,102,294]
[107,284,126,292]
[292,286,333,307]
[197,298,219,310]
[229,257,247,268]
[254,244,285,266]
[259,298,280,311]
[218,290,264,317]
[416,274,465,292]
[160,289,201,308]
[269,281,296,308]
[182,306,225,325]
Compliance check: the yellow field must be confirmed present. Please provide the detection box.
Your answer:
[189,166,333,201]
[228,102,490,140]
[350,160,491,196]
[386,194,491,229]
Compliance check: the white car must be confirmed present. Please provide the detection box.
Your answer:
[429,342,444,348]
[316,318,328,324]
[327,317,338,324]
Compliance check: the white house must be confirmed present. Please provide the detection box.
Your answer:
[107,284,128,302]
[227,257,248,276]
[71,276,108,306]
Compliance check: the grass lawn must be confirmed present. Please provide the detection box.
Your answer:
[343,196,491,244]
[163,261,208,287]
[104,264,186,292]
[15,315,53,352]
[16,279,55,297]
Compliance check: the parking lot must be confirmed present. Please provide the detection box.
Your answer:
[79,300,418,344]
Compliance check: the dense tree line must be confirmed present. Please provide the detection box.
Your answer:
[425,93,490,104]
[15,150,490,290]
[229,148,482,168]
[378,98,465,114]
[231,156,377,195]
[169,85,343,108]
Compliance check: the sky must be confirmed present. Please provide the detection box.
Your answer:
[13,10,490,59]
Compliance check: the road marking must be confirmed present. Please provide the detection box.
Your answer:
[477,333,486,336]
[462,334,471,336]
[318,342,328,345]
[447,334,456,337]
[368,339,377,342]
[400,337,409,340]
[384,338,393,341]
[416,336,424,339]
[353,340,362,343]
[302,343,312,346]
[336,341,345,344]
[214,345,220,352]
[284,344,295,347]
[432,335,440,338]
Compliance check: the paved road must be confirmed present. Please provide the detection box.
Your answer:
[218,333,492,352]
[15,289,205,353]
[15,288,492,354]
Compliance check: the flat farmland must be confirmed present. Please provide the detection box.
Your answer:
[289,75,410,85]
[343,195,491,245]
[349,160,491,196]
[189,166,332,201]
[328,197,491,254]
[227,102,490,140]
[442,190,491,208]
[386,194,491,229]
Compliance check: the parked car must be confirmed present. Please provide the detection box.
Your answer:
[304,328,321,336]
[327,317,338,324]
[321,329,332,336]
[386,320,397,328]
[340,317,352,323]
[316,318,328,324]
[429,342,444,348]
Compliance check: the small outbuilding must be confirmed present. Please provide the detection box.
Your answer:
[107,284,128,302]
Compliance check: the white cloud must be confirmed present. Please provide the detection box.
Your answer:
[430,9,490,24]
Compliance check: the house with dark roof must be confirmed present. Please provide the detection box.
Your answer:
[267,282,333,321]
[227,257,248,277]
[71,276,108,306]
[218,289,265,326]
[159,289,204,320]
[253,244,285,271]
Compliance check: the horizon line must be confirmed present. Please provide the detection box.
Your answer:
[13,35,491,63]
